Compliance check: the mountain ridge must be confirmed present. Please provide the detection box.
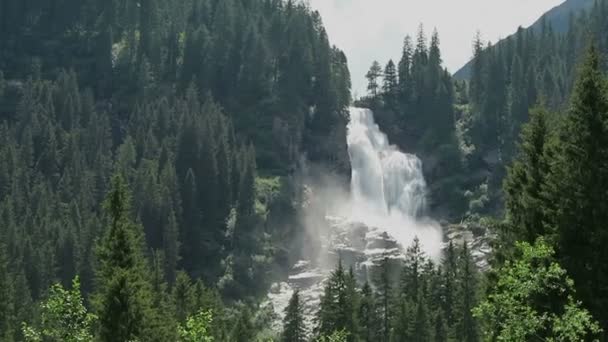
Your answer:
[453,0,595,80]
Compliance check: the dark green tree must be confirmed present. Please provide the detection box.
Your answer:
[544,45,608,333]
[366,61,383,98]
[93,175,156,342]
[383,60,398,108]
[282,290,307,342]
[503,107,550,243]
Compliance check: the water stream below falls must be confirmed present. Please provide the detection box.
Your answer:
[265,107,443,333]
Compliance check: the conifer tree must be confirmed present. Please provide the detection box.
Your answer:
[412,297,432,342]
[398,36,413,104]
[383,60,398,108]
[544,45,608,332]
[282,290,307,342]
[366,61,383,98]
[504,107,550,244]
[401,237,425,302]
[93,175,156,342]
[377,257,392,342]
[231,308,255,342]
[359,282,378,342]
[469,32,485,107]
[0,243,14,341]
[455,242,478,342]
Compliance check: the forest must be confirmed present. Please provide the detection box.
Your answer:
[1,0,608,341]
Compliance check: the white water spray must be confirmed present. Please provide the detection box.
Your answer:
[266,107,442,332]
[345,107,442,258]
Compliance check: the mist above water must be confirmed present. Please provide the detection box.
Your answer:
[344,107,442,258]
[266,107,442,332]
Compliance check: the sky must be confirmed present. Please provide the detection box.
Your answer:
[306,0,566,96]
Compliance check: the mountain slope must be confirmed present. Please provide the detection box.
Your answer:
[454,0,594,80]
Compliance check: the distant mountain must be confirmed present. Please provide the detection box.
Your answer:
[453,0,595,80]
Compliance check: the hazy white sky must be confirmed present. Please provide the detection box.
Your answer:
[307,0,566,95]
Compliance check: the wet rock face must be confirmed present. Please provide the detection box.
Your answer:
[265,215,409,334]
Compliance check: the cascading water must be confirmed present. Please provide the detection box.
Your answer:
[265,107,442,333]
[348,107,427,219]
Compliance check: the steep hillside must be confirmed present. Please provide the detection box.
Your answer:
[454,0,594,80]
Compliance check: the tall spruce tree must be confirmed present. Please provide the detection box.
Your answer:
[93,175,156,342]
[544,45,608,333]
[366,61,383,98]
[455,242,479,342]
[358,282,378,342]
[383,60,398,108]
[282,290,307,342]
[503,107,550,243]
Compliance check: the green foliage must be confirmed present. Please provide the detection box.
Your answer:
[94,175,157,342]
[282,290,306,342]
[474,240,601,341]
[178,310,214,342]
[21,277,95,342]
[542,44,608,333]
[313,238,482,342]
[317,329,349,342]
[503,107,550,243]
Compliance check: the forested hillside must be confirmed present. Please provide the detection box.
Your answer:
[453,0,595,80]
[3,0,608,341]
[0,0,351,340]
[353,0,608,340]
[362,0,608,220]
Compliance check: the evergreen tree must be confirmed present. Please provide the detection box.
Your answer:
[455,242,478,342]
[0,243,14,341]
[469,32,485,107]
[401,238,425,302]
[359,282,378,342]
[377,257,392,342]
[398,36,413,105]
[383,60,398,108]
[544,45,608,332]
[366,61,383,98]
[503,107,550,244]
[93,175,156,342]
[412,297,432,342]
[282,290,307,342]
[231,308,255,342]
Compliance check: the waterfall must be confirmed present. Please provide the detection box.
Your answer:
[265,107,442,333]
[347,107,427,219]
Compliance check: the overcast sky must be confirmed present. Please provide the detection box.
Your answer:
[307,0,566,96]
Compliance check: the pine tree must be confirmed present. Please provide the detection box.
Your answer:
[0,243,14,341]
[93,175,156,342]
[359,282,378,342]
[316,262,345,337]
[469,32,485,107]
[231,308,255,342]
[401,237,425,301]
[544,45,608,332]
[383,60,398,108]
[366,61,383,98]
[455,242,478,342]
[377,257,392,342]
[412,297,431,342]
[504,107,550,243]
[391,296,411,342]
[442,240,457,329]
[398,36,413,105]
[282,290,307,342]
